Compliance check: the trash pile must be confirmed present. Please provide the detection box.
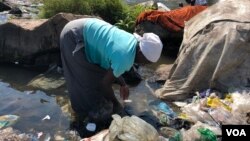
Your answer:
[82,90,250,141]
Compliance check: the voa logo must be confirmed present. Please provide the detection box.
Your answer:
[226,129,247,136]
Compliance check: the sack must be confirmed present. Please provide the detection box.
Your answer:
[109,114,159,141]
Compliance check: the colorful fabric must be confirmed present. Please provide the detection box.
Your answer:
[136,5,207,32]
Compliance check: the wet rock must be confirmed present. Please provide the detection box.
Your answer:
[9,7,22,16]
[0,2,11,12]
[0,13,95,68]
[27,69,65,90]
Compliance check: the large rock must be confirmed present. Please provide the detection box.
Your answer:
[8,7,22,16]
[0,13,93,67]
[0,2,11,12]
[0,13,142,86]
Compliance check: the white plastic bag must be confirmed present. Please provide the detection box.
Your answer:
[181,121,221,141]
[109,114,159,141]
[81,129,109,141]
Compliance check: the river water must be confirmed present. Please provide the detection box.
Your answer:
[0,64,72,139]
[0,55,175,139]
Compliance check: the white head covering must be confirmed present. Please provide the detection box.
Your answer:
[133,33,163,62]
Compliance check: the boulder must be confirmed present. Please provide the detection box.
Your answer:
[0,12,142,86]
[0,2,11,12]
[0,13,93,67]
[8,7,22,16]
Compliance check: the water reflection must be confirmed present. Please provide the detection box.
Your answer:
[0,64,79,139]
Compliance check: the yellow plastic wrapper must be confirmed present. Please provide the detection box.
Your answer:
[224,94,233,103]
[178,113,189,120]
[206,97,232,111]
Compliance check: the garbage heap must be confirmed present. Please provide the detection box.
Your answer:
[82,91,250,141]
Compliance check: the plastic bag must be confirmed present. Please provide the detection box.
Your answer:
[206,97,231,111]
[160,127,178,138]
[109,114,159,141]
[81,129,109,141]
[208,107,232,123]
[181,121,221,141]
[169,132,182,141]
[231,92,250,114]
[229,92,250,124]
[150,101,177,119]
[208,92,250,125]
[198,128,217,141]
[180,101,217,126]
[0,115,19,129]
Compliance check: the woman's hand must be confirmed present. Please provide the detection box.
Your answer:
[120,85,129,100]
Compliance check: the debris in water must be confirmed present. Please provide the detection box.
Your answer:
[37,132,43,139]
[0,115,19,129]
[42,115,51,121]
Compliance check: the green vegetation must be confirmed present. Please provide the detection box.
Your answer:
[39,0,91,19]
[39,0,152,32]
[115,4,151,33]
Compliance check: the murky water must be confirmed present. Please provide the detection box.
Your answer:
[0,55,175,139]
[0,64,72,139]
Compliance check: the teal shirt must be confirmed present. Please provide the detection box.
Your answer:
[83,18,137,77]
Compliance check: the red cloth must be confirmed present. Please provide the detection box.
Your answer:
[136,5,207,32]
